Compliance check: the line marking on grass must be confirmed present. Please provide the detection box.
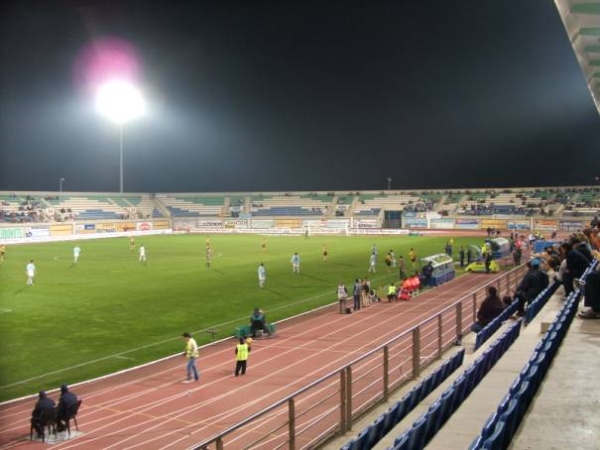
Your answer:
[113,355,136,361]
[0,309,13,314]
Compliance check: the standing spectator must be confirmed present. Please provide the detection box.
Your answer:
[515,259,549,316]
[353,279,361,311]
[459,246,465,268]
[31,391,55,440]
[290,252,301,273]
[337,281,348,314]
[26,259,36,286]
[362,278,371,307]
[368,252,377,273]
[560,242,591,296]
[257,263,266,288]
[56,385,78,432]
[578,268,600,319]
[513,246,522,266]
[398,255,406,279]
[471,286,505,332]
[422,262,434,287]
[182,332,200,383]
[445,241,453,257]
[234,337,250,376]
[387,283,397,302]
[484,249,493,274]
[467,247,474,265]
[139,244,147,263]
[73,246,81,264]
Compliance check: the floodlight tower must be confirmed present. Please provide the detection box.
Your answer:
[96,81,144,193]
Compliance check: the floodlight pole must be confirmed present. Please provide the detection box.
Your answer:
[60,177,65,194]
[119,124,124,194]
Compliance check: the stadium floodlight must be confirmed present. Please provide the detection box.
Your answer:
[60,177,65,194]
[96,80,145,193]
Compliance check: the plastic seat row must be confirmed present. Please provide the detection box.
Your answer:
[388,321,521,450]
[524,280,561,324]
[340,349,465,450]
[470,260,598,449]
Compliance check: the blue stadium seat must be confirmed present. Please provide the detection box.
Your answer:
[481,412,499,441]
[468,435,483,450]
[391,432,410,450]
[482,420,507,450]
[347,426,370,450]
[422,374,436,398]
[424,399,443,443]
[409,384,425,410]
[407,415,428,450]
[451,374,467,411]
[438,387,456,424]
[369,414,386,444]
[498,399,519,448]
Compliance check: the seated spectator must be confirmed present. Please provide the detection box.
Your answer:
[56,384,79,432]
[31,391,56,440]
[249,308,270,337]
[578,268,600,319]
[560,242,591,296]
[471,286,505,332]
[515,259,549,316]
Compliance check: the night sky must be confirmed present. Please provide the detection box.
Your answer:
[1,0,599,193]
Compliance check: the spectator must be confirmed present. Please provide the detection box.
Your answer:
[56,384,78,432]
[559,242,591,296]
[181,332,200,383]
[578,268,600,319]
[31,391,55,440]
[421,262,434,287]
[250,308,270,337]
[387,283,397,302]
[471,286,505,332]
[515,259,550,317]
[459,246,465,268]
[337,281,348,314]
[352,278,361,311]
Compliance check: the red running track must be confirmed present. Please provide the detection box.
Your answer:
[0,272,509,449]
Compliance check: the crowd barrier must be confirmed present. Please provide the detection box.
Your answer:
[469,260,598,450]
[340,349,465,450]
[387,321,521,450]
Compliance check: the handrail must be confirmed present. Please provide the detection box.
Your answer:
[190,264,528,450]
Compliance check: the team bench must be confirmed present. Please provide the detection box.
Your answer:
[234,324,276,338]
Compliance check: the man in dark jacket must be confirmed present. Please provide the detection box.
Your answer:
[56,384,79,432]
[560,242,591,296]
[516,259,549,316]
[31,391,56,439]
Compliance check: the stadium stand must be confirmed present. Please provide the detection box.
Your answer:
[249,194,332,217]
[154,194,226,217]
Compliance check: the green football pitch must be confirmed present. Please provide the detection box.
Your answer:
[0,233,481,401]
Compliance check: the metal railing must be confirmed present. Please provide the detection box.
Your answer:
[191,265,527,450]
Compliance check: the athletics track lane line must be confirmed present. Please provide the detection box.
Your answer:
[0,274,496,449]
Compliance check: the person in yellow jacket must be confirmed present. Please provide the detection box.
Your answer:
[235,337,251,376]
[182,332,199,383]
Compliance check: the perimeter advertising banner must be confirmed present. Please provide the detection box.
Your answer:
[0,227,25,239]
[454,218,479,230]
[479,219,507,230]
[251,219,274,229]
[558,220,585,232]
[50,224,73,236]
[26,226,50,238]
[136,222,154,231]
[75,224,96,234]
[274,219,301,228]
[224,219,248,229]
[402,212,427,228]
[430,218,455,229]
[507,220,530,230]
[197,220,223,229]
[533,219,557,232]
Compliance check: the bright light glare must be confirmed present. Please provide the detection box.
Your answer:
[96,81,145,124]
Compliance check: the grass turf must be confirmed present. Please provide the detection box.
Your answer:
[0,233,482,401]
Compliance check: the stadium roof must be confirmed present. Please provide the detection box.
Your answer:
[555,0,600,116]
